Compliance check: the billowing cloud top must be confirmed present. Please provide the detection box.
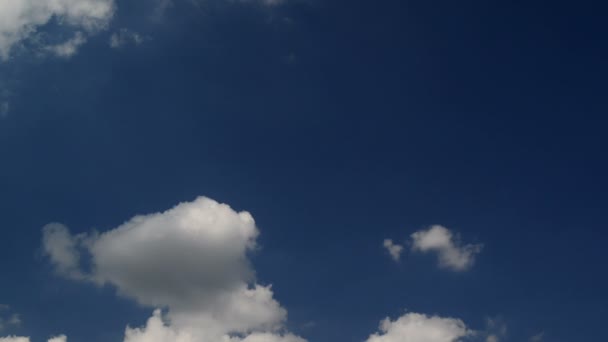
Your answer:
[42,197,300,342]
[366,313,471,342]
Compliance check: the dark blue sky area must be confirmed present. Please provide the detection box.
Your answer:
[0,1,607,342]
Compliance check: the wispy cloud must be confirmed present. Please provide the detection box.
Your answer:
[45,32,87,58]
[109,29,145,49]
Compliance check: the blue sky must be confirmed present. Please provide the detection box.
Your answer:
[0,1,607,342]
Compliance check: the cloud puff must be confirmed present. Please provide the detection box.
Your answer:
[383,239,403,261]
[42,197,305,342]
[0,0,115,59]
[365,312,471,342]
[411,225,482,271]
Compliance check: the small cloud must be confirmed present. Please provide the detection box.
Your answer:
[383,239,404,261]
[47,335,67,342]
[530,332,544,342]
[45,32,87,58]
[486,336,499,342]
[109,29,145,49]
[411,225,482,271]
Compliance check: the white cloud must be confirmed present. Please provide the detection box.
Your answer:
[47,336,67,342]
[45,32,87,58]
[42,197,306,342]
[383,239,403,261]
[365,312,471,342]
[411,225,482,271]
[0,0,115,59]
[0,337,30,342]
[109,29,144,49]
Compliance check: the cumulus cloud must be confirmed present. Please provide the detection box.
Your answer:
[383,239,403,261]
[411,225,482,271]
[42,197,305,342]
[109,29,144,49]
[0,0,115,59]
[365,312,471,342]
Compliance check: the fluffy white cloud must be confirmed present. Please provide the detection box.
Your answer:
[0,0,115,59]
[383,239,403,261]
[365,313,471,342]
[411,225,482,271]
[42,197,305,342]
